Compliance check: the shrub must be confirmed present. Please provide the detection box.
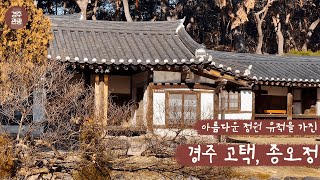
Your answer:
[73,163,111,180]
[0,134,14,178]
[287,50,320,56]
[73,118,111,180]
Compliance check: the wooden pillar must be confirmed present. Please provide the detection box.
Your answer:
[103,75,109,126]
[220,90,226,120]
[214,91,219,120]
[287,87,293,120]
[146,84,153,132]
[94,74,109,126]
[94,74,102,120]
[219,90,226,142]
[214,80,228,143]
[252,90,255,120]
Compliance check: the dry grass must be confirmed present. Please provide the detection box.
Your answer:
[0,134,14,178]
[73,163,111,180]
[228,136,320,144]
[231,170,271,179]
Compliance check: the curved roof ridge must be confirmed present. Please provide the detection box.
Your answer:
[177,25,204,56]
[49,16,182,32]
[48,16,199,65]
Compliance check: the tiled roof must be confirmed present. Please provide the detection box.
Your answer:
[208,50,320,85]
[48,16,204,65]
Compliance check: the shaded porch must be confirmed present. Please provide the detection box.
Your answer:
[253,85,320,120]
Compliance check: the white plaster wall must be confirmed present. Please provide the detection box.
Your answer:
[153,128,198,137]
[201,93,214,119]
[153,71,181,83]
[131,86,150,127]
[219,113,252,120]
[187,74,215,84]
[153,92,166,125]
[132,110,137,126]
[261,86,287,96]
[241,90,252,112]
[142,88,149,126]
[33,90,46,122]
[317,88,320,115]
[294,102,302,114]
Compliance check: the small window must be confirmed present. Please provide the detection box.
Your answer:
[166,92,199,127]
[219,91,240,112]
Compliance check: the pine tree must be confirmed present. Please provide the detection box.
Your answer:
[0,0,52,102]
[0,0,52,63]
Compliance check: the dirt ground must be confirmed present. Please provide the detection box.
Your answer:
[109,135,320,179]
[229,136,320,179]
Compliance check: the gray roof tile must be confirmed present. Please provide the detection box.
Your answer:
[208,50,320,82]
[48,16,204,66]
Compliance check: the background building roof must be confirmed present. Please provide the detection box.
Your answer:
[208,50,320,85]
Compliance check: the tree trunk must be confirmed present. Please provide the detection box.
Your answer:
[220,8,227,45]
[63,0,67,15]
[75,0,88,20]
[277,27,284,55]
[254,0,274,54]
[272,15,284,55]
[284,13,297,51]
[255,20,263,54]
[233,27,246,52]
[302,18,320,51]
[113,0,121,21]
[16,114,25,141]
[92,0,99,21]
[82,8,87,20]
[123,0,133,22]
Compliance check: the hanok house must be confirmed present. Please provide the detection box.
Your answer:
[3,15,320,135]
[47,16,252,135]
[209,50,320,120]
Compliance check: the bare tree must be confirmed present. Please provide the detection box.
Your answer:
[0,58,96,178]
[302,18,320,51]
[92,0,99,20]
[123,0,133,22]
[255,0,275,54]
[272,14,284,55]
[74,0,89,20]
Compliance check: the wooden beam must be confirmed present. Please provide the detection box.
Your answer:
[204,69,250,86]
[150,83,215,90]
[287,87,293,120]
[215,79,228,92]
